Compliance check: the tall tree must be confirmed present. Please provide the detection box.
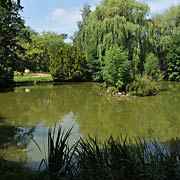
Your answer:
[152,5,180,81]
[0,0,25,84]
[24,32,62,72]
[73,3,91,53]
[73,0,150,81]
[49,42,86,81]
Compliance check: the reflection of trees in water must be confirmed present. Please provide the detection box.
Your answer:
[0,83,100,126]
[0,124,35,162]
[0,125,18,148]
[0,82,180,142]
[0,115,5,122]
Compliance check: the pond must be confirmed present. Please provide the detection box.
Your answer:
[0,82,180,169]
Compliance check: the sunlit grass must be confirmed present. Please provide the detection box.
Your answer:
[14,73,53,83]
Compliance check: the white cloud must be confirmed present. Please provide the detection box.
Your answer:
[145,0,180,14]
[40,0,180,35]
[42,8,81,35]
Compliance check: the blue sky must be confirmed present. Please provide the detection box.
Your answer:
[21,0,180,36]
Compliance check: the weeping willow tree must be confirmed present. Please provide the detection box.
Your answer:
[74,0,152,82]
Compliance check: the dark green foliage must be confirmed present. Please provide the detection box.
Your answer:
[126,75,158,96]
[0,0,26,84]
[46,126,77,180]
[152,5,180,81]
[166,30,180,81]
[50,43,87,81]
[0,66,14,84]
[73,0,150,82]
[39,126,180,180]
[103,46,131,89]
[144,53,163,81]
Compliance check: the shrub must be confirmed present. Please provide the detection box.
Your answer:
[126,75,159,96]
[144,53,163,81]
[106,86,119,95]
[103,46,131,90]
[49,43,87,82]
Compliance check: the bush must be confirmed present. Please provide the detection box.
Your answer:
[50,44,87,82]
[106,86,119,95]
[126,75,159,96]
[144,53,163,81]
[103,46,131,90]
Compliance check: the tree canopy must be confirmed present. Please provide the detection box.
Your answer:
[74,0,151,80]
[0,0,179,87]
[0,0,26,84]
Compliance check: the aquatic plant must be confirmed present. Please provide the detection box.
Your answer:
[31,126,180,180]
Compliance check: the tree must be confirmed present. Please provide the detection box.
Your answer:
[49,42,87,81]
[73,0,150,81]
[0,0,26,84]
[103,46,130,89]
[24,32,63,72]
[152,5,180,80]
[73,3,91,52]
[144,53,162,80]
[166,28,180,81]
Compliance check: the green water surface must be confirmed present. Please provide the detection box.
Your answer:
[0,82,180,168]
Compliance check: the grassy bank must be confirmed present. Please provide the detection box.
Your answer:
[1,126,180,180]
[13,73,53,83]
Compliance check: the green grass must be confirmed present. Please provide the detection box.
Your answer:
[13,73,53,83]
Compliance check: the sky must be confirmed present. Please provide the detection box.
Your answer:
[20,0,180,37]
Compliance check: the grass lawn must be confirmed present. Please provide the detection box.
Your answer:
[14,72,53,83]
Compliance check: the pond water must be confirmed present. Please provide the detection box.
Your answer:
[0,82,180,168]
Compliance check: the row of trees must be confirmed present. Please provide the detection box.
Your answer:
[73,0,180,91]
[0,1,86,85]
[23,31,87,81]
[153,6,180,81]
[0,0,179,87]
[0,0,86,84]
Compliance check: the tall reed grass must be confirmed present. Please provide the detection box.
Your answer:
[37,126,180,180]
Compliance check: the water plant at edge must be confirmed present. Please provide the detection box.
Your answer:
[34,126,180,180]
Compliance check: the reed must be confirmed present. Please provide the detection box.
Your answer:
[38,126,180,180]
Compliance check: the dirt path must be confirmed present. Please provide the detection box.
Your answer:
[33,73,51,78]
[23,73,51,78]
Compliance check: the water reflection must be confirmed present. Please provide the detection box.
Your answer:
[0,124,35,163]
[0,82,179,167]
